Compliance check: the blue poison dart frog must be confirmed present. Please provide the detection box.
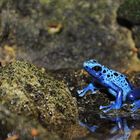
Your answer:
[77,59,140,113]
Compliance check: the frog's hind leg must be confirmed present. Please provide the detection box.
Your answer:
[127,87,140,112]
[100,83,123,113]
[77,83,98,97]
[131,100,140,112]
[100,104,112,110]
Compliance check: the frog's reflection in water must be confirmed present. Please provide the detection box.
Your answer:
[79,113,140,140]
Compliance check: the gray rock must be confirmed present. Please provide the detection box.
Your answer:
[0,0,137,70]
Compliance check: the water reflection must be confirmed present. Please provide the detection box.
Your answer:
[79,113,140,140]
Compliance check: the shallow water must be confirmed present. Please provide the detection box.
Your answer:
[79,112,140,140]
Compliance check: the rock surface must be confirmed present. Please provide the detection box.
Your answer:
[0,0,138,70]
[117,0,140,25]
[0,0,140,139]
[0,61,78,127]
[0,105,59,140]
[117,0,140,62]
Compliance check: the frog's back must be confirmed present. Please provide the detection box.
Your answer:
[101,66,132,100]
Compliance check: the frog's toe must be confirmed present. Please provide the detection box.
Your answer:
[100,104,112,110]
[100,103,121,113]
[131,103,135,107]
[91,90,97,95]
[77,89,85,97]
[100,104,114,113]
[131,107,138,113]
[77,89,83,94]
[131,100,140,112]
[102,106,113,113]
[133,100,140,106]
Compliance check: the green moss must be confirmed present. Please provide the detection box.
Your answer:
[39,0,51,4]
[0,61,78,127]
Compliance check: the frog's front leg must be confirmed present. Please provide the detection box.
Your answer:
[100,82,123,113]
[77,83,98,97]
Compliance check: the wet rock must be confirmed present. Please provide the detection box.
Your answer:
[0,105,59,140]
[0,61,78,128]
[0,0,138,70]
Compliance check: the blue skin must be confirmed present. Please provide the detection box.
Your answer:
[77,59,140,113]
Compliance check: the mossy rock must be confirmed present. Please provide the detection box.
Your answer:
[0,105,59,140]
[117,0,140,24]
[0,61,78,127]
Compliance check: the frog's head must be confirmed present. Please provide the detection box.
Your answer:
[83,59,103,79]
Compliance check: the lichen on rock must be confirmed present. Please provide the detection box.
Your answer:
[0,61,78,127]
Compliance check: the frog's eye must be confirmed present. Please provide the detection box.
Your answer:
[114,72,118,76]
[92,66,102,72]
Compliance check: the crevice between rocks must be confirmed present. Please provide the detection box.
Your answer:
[117,17,134,30]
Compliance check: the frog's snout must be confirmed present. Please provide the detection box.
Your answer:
[83,59,97,66]
[83,62,88,67]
